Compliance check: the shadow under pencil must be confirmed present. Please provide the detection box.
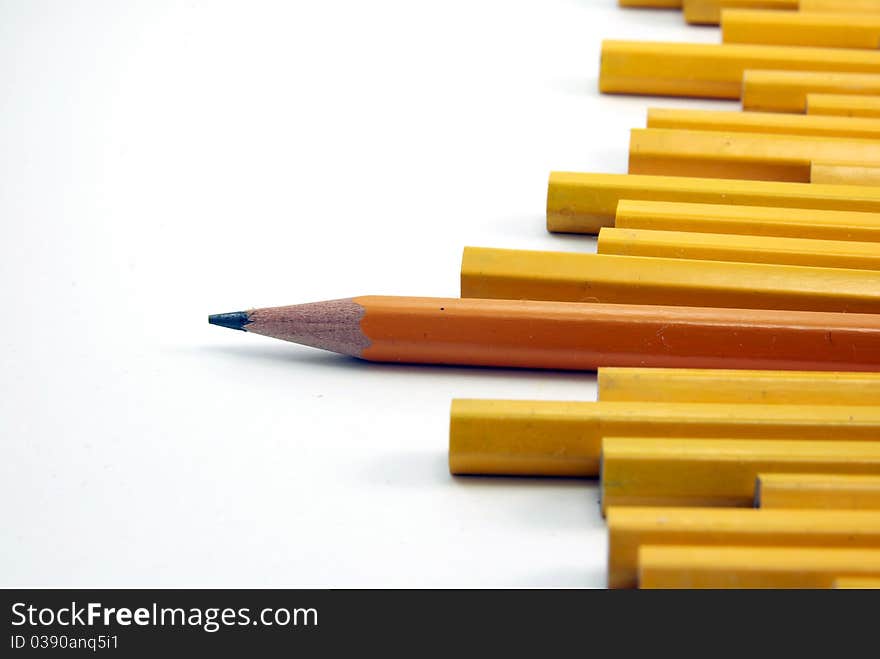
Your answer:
[193,343,594,385]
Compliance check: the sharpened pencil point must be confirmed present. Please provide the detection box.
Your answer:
[208,311,251,331]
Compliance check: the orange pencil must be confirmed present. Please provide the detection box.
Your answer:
[210,296,880,371]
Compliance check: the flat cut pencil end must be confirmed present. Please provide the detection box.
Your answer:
[208,311,251,331]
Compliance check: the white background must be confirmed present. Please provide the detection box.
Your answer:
[1,0,731,587]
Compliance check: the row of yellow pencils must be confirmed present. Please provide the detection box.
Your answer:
[211,1,880,587]
[461,1,880,588]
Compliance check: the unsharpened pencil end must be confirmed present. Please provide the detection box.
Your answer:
[208,311,251,331]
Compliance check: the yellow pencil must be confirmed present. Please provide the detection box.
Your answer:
[833,577,880,588]
[461,246,880,313]
[638,544,880,588]
[600,438,880,512]
[607,507,880,588]
[722,10,880,49]
[687,0,795,25]
[597,367,880,406]
[743,70,880,113]
[614,200,880,242]
[646,107,880,140]
[684,0,880,25]
[546,172,880,234]
[807,93,880,118]
[597,227,880,270]
[448,400,880,477]
[629,128,880,183]
[756,473,880,509]
[811,161,880,186]
[599,41,880,100]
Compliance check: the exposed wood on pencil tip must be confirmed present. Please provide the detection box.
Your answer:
[208,311,252,332]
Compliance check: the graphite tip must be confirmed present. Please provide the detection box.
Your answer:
[208,311,251,331]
